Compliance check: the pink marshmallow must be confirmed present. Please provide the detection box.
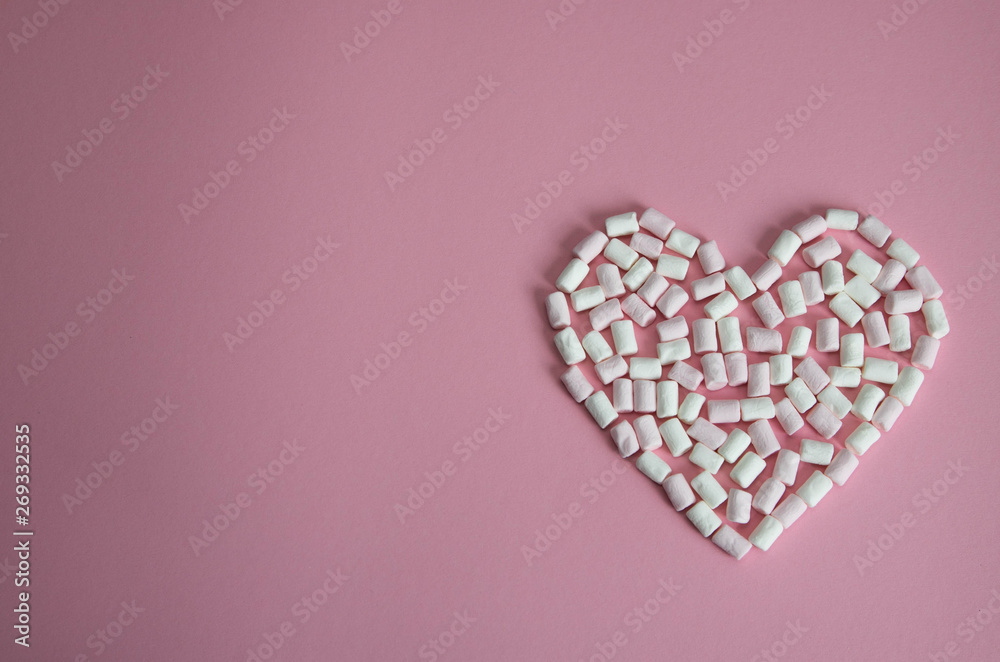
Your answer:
[610,421,639,458]
[775,397,805,435]
[657,316,689,342]
[589,298,623,331]
[747,326,782,354]
[688,418,728,450]
[872,259,907,293]
[638,208,676,240]
[594,355,628,385]
[748,419,780,458]
[633,414,663,451]
[816,318,840,352]
[637,273,669,307]
[668,360,704,391]
[911,335,940,370]
[862,311,890,348]
[752,477,786,515]
[806,404,842,439]
[560,365,594,402]
[905,266,943,300]
[752,258,783,290]
[726,352,749,386]
[793,214,828,243]
[693,318,718,354]
[630,232,664,260]
[872,396,904,432]
[573,231,610,263]
[794,357,832,394]
[663,473,695,511]
[697,240,726,274]
[825,449,859,486]
[753,292,785,329]
[708,399,741,424]
[701,353,728,391]
[621,293,655,327]
[656,284,689,318]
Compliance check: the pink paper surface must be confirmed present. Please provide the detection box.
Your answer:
[2,1,999,660]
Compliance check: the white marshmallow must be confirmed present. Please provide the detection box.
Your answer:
[752,259,783,291]
[668,360,704,391]
[656,254,690,281]
[772,494,808,528]
[712,525,753,560]
[803,235,842,268]
[717,317,743,353]
[769,354,793,386]
[665,229,701,258]
[852,384,886,422]
[638,208,676,239]
[861,311,890,348]
[872,396,904,432]
[678,393,706,424]
[610,320,638,356]
[688,418,728,450]
[885,289,923,315]
[773,449,801,486]
[718,429,752,464]
[748,419,780,458]
[701,352,728,391]
[705,291,738,321]
[806,404,842,439]
[658,339,692,365]
[747,362,771,398]
[692,273,726,301]
[707,399,741,425]
[622,258,654,291]
[657,316,689,342]
[546,292,570,329]
[582,330,614,363]
[596,263,626,298]
[697,240,726,274]
[634,414,664,451]
[554,327,586,365]
[840,333,865,368]
[571,285,606,312]
[656,285,689,318]
[660,418,693,456]
[845,422,881,455]
[922,300,950,338]
[610,421,639,458]
[633,379,656,413]
[799,270,825,305]
[560,366,594,403]
[863,357,899,384]
[724,266,758,300]
[663,473,696,511]
[691,443,724,474]
[795,356,831,394]
[590,299,624,332]
[612,378,634,413]
[858,215,892,247]
[749,515,784,551]
[785,378,817,413]
[846,250,883,283]
[827,366,862,388]
[906,266,943,300]
[605,211,639,237]
[775,397,804,435]
[778,280,807,318]
[768,230,803,267]
[636,451,672,483]
[912,335,940,370]
[656,380,679,418]
[747,327,782,354]
[844,276,881,309]
[787,326,812,358]
[574,231,610,263]
[727,489,752,524]
[630,232,664,260]
[826,208,859,230]
[825,449,859,486]
[822,259,846,295]
[621,293,655,327]
[637,273,670,307]
[888,314,911,352]
[687,501,722,537]
[800,439,835,466]
[726,352,749,386]
[872,259,907,294]
[816,317,840,352]
[793,214,828,243]
[604,239,639,270]
[741,397,776,421]
[595,354,628,384]
[753,292,785,329]
[556,258,590,293]
[692,318,718,355]
[887,238,920,269]
[753,477,786,515]
[797,470,833,507]
[630,357,662,380]
[691,471,728,508]
[817,384,852,419]
[584,392,618,429]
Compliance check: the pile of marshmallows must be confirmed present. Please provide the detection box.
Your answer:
[546,209,948,559]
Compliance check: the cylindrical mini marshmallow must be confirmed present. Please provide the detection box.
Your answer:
[724,266,757,300]
[888,314,911,352]
[594,354,628,384]
[658,339,691,365]
[590,298,624,332]
[753,292,785,329]
[656,285,689,318]
[634,414,663,451]
[887,238,920,269]
[871,396,904,432]
[844,276,881,310]
[636,450,672,484]
[749,515,783,551]
[741,397,775,421]
[657,316,689,342]
[610,421,639,458]
[778,280,807,318]
[731,452,766,489]
[663,473,696,511]
[621,293,655,327]
[690,443,724,474]
[692,273,725,302]
[768,230,803,267]
[747,362,771,398]
[863,357,899,384]
[687,418,728,450]
[697,240,726,274]
[656,380,679,418]
[633,379,656,413]
[800,439,834,465]
[726,352,748,386]
[846,250,883,283]
[584,392,618,429]
[748,419,780,458]
[560,366,594,403]
[610,320,637,356]
[787,326,812,358]
[605,211,639,237]
[822,260,846,295]
[708,399,741,424]
[841,333,865,368]
[669,360,704,391]
[861,312,890,348]
[817,384,852,419]
[826,208,860,230]
[571,286,606,313]
[597,263,626,298]
[727,489,752,524]
[772,494,808,528]
[912,335,940,370]
[773,449,801,486]
[753,477,786,515]
[660,418,693,456]
[701,353,728,391]
[793,214,828,243]
[797,470,833,507]
[678,393,706,425]
[872,259,907,294]
[604,238,639,270]
[769,354,792,386]
[573,231,610,263]
[816,317,840,352]
[852,384,885,421]
[622,258,654,292]
[612,378,633,413]
[828,366,862,388]
[691,471,728,508]
[717,317,743,353]
[846,422,881,455]
[556,258,589,294]
[630,232,664,261]
[546,292,571,330]
[775,397,804,435]
[803,235,842,268]
[713,525,753,560]
[752,259,782,291]
[799,270,825,305]
[825,449,859,486]
[656,254,689,281]
[747,327,782,354]
[795,357,831,394]
[785,378,817,414]
[639,208,675,239]
[906,266,943,300]
[665,228,701,258]
[554,327,586,365]
[705,291,738,321]
[630,357,662,381]
[686,501,722,537]
[582,331,614,363]
[885,289,923,316]
[806,404,842,439]
[718,429,752,464]
[692,318,718,355]
[859,215,892,247]
[922,300,950,339]
[637,273,669,307]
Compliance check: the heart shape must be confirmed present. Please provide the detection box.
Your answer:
[546,208,949,559]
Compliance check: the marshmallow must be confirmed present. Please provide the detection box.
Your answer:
[749,516,784,551]
[724,266,758,300]
[800,439,835,465]
[793,214,828,243]
[773,449,801,486]
[688,418,728,450]
[692,273,726,301]
[826,208,859,230]
[656,254,690,281]
[658,339,692,365]
[863,357,899,384]
[612,378,634,413]
[795,356,831,394]
[669,360,704,391]
[747,327,782,354]
[636,450,672,483]
[803,235,842,268]
[778,280,807,318]
[606,211,639,237]
[822,259,846,295]
[701,353,728,391]
[660,418,693,456]
[639,208,676,239]
[817,384,852,419]
[727,489,752,524]
[887,238,920,269]
[585,392,618,429]
[753,292,786,329]
[806,404,842,439]
[634,415,664,451]
[787,326,812,358]
[752,259,783,291]
[687,501,723,537]
[858,215,892,247]
[775,397,804,434]
[663,473,696,510]
[657,316,689,342]
[665,229,701,258]
[610,421,639,457]
[797,470,833,507]
[712,525,753,560]
[717,317,744,353]
[719,429,752,464]
[726,352,749,386]
[554,327,586,364]
[748,419,780,458]
[872,259,907,294]
[560,366,594,403]
[630,232,664,260]
[753,477,786,515]
[633,379,656,413]
[731,452,767,489]
[799,270,825,305]
[871,396,904,432]
[707,399,741,424]
[574,231,610,263]
[816,317,840,352]
[622,258,654,291]
[912,335,940,370]
[697,240,726,274]
[622,293,655,327]
[861,311,890,348]
[637,273,669,307]
[678,393,707,424]
[546,292,571,329]
[840,333,865,368]
[785,378,817,413]
[888,314,911,352]
[772,494,808,528]
[769,354,793,386]
[831,291,865,327]
[597,263,626,298]
[827,366,862,388]
[846,422,881,455]
[656,380,679,418]
[741,397,776,421]
[844,276,881,310]
[846,250,883,283]
[594,354,628,384]
[630,357,662,380]
[906,266,943,300]
[556,258,590,294]
[656,285,689,318]
[610,320,638,356]
[691,471,728,508]
[825,449,859,486]
[692,318,718,354]
[604,239,639,270]
[571,285,606,312]
[885,289,923,315]
[590,299,624,331]
[582,330,614,363]
[852,384,886,421]
[705,291,738,321]
[747,362,771,397]
[768,230,803,267]
[922,300,950,339]
[691,443,724,474]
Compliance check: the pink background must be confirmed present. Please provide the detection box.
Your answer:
[3,0,1000,660]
